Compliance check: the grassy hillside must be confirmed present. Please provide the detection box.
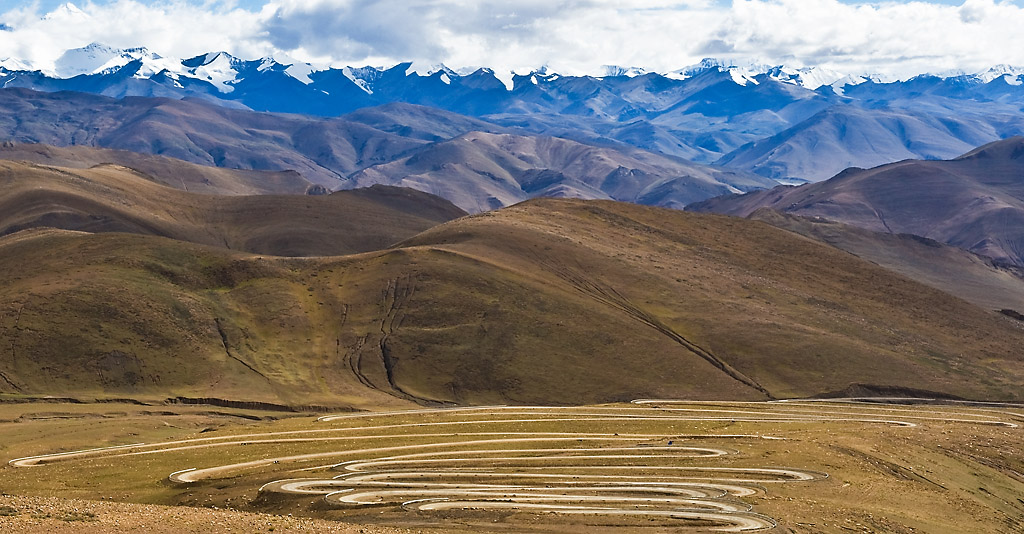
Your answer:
[0,160,466,256]
[1,199,1021,407]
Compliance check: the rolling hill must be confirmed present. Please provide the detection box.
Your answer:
[0,160,466,257]
[1,198,1021,407]
[691,137,1024,266]
[748,209,1024,313]
[349,131,775,212]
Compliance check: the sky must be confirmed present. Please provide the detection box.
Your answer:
[2,0,1024,78]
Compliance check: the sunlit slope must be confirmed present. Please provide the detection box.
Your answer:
[0,227,757,406]
[397,200,1024,401]
[0,160,465,256]
[1,199,1022,406]
[0,143,316,195]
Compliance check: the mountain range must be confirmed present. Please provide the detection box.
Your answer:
[0,88,775,212]
[5,44,1024,184]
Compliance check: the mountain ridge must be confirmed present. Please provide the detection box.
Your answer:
[6,45,1024,185]
[0,88,774,210]
[690,136,1024,267]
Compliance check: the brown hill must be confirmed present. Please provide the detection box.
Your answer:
[349,131,774,212]
[749,209,1024,313]
[0,160,466,257]
[0,142,314,195]
[690,137,1024,266]
[1,199,1021,407]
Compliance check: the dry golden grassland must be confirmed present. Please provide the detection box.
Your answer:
[1,399,1021,533]
[3,199,1023,408]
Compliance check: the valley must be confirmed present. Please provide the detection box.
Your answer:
[1,15,1023,532]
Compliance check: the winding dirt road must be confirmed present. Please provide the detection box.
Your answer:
[10,400,1022,532]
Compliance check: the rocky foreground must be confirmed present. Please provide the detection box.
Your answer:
[0,495,414,534]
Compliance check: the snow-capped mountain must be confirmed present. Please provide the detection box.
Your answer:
[9,43,1024,98]
[4,44,1024,183]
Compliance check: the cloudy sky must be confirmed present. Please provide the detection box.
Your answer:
[2,0,1024,78]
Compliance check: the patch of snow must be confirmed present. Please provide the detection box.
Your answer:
[0,57,33,72]
[976,64,1024,84]
[767,65,845,90]
[341,66,376,94]
[729,67,759,86]
[187,51,238,93]
[667,58,769,86]
[52,42,124,77]
[493,70,515,91]
[132,53,184,79]
[269,52,322,85]
[285,62,315,84]
[602,65,647,77]
[667,58,729,80]
[405,62,456,78]
[257,57,276,72]
[829,74,868,95]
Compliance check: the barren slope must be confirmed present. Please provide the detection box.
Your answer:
[692,137,1024,266]
[749,209,1024,313]
[1,199,1021,406]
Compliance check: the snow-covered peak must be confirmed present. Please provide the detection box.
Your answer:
[665,58,769,86]
[827,74,870,95]
[766,65,845,90]
[454,66,484,76]
[52,42,131,77]
[522,67,562,84]
[265,52,326,85]
[44,2,85,19]
[184,51,240,93]
[976,64,1024,84]
[45,43,181,79]
[667,58,728,79]
[405,62,457,78]
[0,57,33,72]
[342,66,381,94]
[602,65,648,78]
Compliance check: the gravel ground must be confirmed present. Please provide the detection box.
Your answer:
[0,495,414,534]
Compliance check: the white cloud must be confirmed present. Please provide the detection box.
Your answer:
[1,0,1024,78]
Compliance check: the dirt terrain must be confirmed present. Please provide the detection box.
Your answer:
[1,398,1021,533]
[0,494,422,534]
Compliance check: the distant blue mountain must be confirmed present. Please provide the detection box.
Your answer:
[4,44,1024,182]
